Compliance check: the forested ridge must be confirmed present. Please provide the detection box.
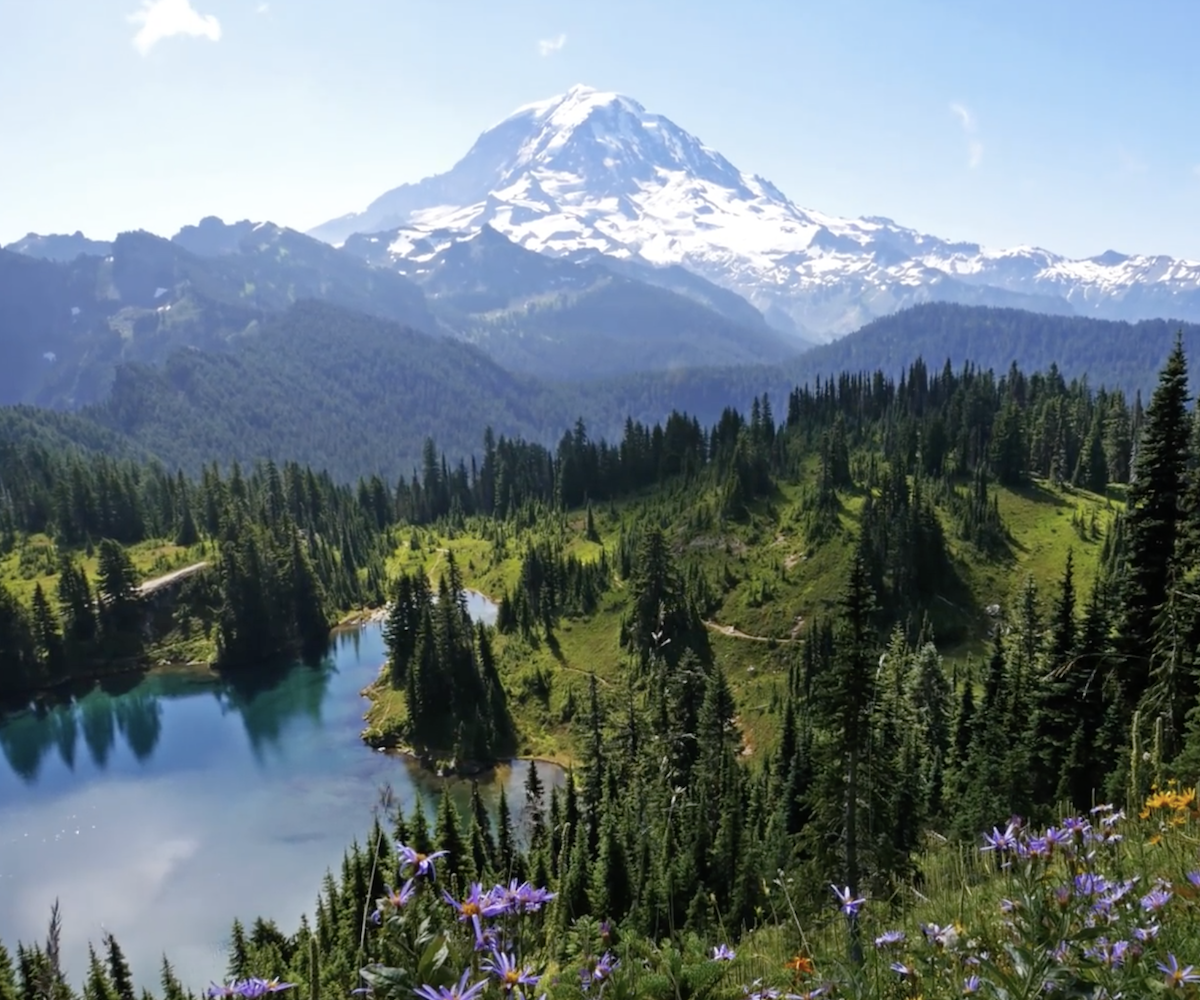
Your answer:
[4,299,1200,482]
[10,341,1200,1000]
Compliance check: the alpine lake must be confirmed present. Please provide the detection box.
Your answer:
[0,591,564,991]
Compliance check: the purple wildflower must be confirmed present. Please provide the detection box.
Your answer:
[1025,836,1050,858]
[1084,939,1130,969]
[444,883,507,946]
[963,976,981,995]
[1141,888,1172,913]
[481,951,540,994]
[711,945,736,962]
[205,980,294,999]
[1135,925,1161,942]
[397,844,449,879]
[581,952,619,992]
[1158,955,1200,989]
[1090,803,1114,815]
[981,823,1019,853]
[1043,826,1072,848]
[490,880,556,915]
[830,884,866,917]
[874,930,905,949]
[1074,873,1109,896]
[921,923,958,949]
[370,880,416,927]
[412,970,488,1000]
[890,962,915,978]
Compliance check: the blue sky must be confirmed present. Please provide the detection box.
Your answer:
[3,0,1199,259]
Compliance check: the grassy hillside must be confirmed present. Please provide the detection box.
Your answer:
[364,464,1117,766]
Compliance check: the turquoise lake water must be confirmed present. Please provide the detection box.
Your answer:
[0,604,555,992]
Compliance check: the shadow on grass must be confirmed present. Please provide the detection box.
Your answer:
[1008,479,1071,508]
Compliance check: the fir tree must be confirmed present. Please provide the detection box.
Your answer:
[1119,336,1190,706]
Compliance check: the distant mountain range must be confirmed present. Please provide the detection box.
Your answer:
[308,84,1200,340]
[4,299,1197,484]
[5,83,1200,483]
[2,214,807,392]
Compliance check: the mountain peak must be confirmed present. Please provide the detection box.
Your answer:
[507,84,642,126]
[309,89,1200,335]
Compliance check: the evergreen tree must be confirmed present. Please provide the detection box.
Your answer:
[1119,336,1190,706]
[102,935,134,1000]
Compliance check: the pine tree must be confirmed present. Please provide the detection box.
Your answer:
[30,584,66,683]
[808,542,877,961]
[0,943,19,1000]
[496,785,518,881]
[83,945,117,1000]
[102,935,134,1000]
[226,920,249,981]
[1119,336,1191,706]
[434,787,469,881]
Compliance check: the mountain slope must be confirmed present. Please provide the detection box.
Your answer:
[82,300,584,481]
[341,224,802,379]
[311,85,1200,338]
[0,223,440,409]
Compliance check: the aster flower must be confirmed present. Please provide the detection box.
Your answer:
[890,962,915,978]
[444,883,506,947]
[371,879,417,923]
[981,823,1019,853]
[490,880,556,915]
[829,884,866,917]
[921,922,959,949]
[963,976,981,995]
[397,844,449,879]
[413,970,488,1000]
[206,980,295,999]
[1084,939,1130,969]
[1141,888,1172,913]
[481,951,540,994]
[1158,955,1200,989]
[1043,825,1072,848]
[711,945,736,962]
[1135,925,1161,942]
[1074,873,1109,897]
[874,930,905,949]
[581,952,619,991]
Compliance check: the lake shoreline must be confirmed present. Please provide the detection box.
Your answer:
[349,588,574,778]
[0,620,564,995]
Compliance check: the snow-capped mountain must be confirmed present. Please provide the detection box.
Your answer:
[310,84,1200,341]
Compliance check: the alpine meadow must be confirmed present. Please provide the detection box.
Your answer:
[5,10,1200,1000]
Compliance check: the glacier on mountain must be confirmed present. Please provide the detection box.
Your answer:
[309,84,1200,341]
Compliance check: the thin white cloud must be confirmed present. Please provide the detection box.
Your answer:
[537,33,567,56]
[950,101,983,168]
[256,2,269,12]
[128,0,221,56]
